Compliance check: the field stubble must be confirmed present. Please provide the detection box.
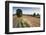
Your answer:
[13,15,40,28]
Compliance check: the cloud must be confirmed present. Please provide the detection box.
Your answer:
[13,7,40,15]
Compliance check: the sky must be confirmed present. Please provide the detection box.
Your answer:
[13,7,40,15]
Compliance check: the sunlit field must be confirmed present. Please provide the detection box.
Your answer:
[13,15,40,28]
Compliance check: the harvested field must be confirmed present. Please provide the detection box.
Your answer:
[13,15,40,28]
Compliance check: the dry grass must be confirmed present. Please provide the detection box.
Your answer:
[13,15,40,28]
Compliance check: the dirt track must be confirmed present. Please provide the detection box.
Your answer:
[13,15,40,28]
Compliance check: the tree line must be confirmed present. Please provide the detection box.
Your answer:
[33,13,40,16]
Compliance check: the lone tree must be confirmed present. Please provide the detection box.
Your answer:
[33,13,36,16]
[16,9,22,17]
